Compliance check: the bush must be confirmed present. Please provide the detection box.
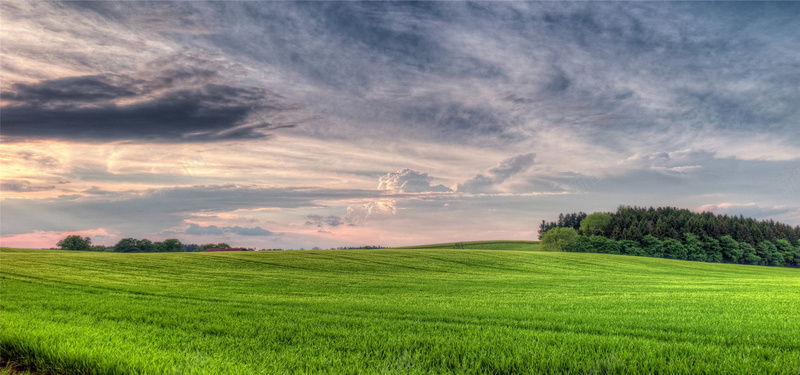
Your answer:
[641,235,663,258]
[662,238,687,260]
[719,236,743,263]
[540,227,579,252]
[590,235,620,255]
[566,236,594,252]
[739,242,761,265]
[684,233,706,262]
[619,240,645,256]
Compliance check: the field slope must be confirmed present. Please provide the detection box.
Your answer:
[1,246,799,374]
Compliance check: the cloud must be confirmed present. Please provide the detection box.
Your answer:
[344,200,397,225]
[186,223,224,235]
[378,169,452,193]
[457,153,536,193]
[1,55,309,142]
[619,152,705,175]
[186,223,274,237]
[0,184,375,236]
[305,215,344,228]
[0,179,55,192]
[698,203,795,221]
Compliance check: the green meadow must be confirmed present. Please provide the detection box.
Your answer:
[1,244,799,374]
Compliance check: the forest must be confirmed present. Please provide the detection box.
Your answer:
[539,206,800,267]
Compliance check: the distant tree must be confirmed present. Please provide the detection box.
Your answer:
[757,241,783,266]
[640,235,663,258]
[774,239,795,266]
[197,243,232,252]
[89,245,109,252]
[618,240,645,256]
[793,240,800,267]
[662,238,687,260]
[540,227,579,252]
[739,242,761,265]
[684,233,706,262]
[719,235,743,263]
[114,238,139,253]
[589,235,620,255]
[57,235,92,251]
[580,212,613,236]
[566,236,595,253]
[161,239,184,252]
[702,236,723,263]
[154,239,183,252]
[136,239,156,253]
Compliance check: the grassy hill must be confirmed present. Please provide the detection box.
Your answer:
[1,245,799,374]
[398,240,541,251]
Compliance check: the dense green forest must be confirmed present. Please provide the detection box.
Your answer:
[539,206,800,267]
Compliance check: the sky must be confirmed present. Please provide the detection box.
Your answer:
[1,1,799,250]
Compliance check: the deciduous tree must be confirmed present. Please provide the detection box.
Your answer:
[57,235,91,251]
[540,227,579,252]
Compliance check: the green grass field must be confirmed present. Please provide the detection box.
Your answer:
[1,245,799,374]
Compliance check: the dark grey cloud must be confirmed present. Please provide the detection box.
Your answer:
[457,153,536,193]
[17,1,797,149]
[305,215,343,228]
[186,223,223,235]
[1,57,307,142]
[186,223,274,236]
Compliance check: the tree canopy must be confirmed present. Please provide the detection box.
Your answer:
[56,235,91,251]
[579,212,612,236]
[540,227,579,252]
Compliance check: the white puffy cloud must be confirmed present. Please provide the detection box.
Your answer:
[344,200,397,225]
[378,169,452,193]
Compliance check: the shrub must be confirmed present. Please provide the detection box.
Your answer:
[540,227,579,252]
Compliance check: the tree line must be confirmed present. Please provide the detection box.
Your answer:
[56,235,237,253]
[539,206,800,267]
[540,205,800,246]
